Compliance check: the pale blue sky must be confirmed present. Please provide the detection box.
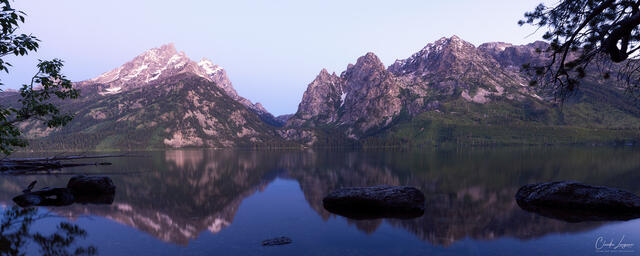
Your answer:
[2,0,554,115]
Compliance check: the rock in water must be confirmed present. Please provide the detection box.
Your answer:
[322,185,425,219]
[261,236,292,246]
[516,181,640,222]
[67,175,116,204]
[67,175,116,195]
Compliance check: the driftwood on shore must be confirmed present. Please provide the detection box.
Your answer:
[0,154,128,174]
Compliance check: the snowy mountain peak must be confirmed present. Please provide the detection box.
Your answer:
[83,43,283,126]
[198,58,223,76]
[388,36,481,75]
[89,43,200,92]
[416,36,474,58]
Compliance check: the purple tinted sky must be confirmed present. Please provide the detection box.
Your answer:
[2,0,553,115]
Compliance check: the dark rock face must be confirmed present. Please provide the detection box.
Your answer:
[322,185,425,219]
[516,181,640,222]
[261,236,292,246]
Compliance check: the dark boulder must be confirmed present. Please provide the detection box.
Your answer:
[322,185,425,219]
[67,175,116,205]
[516,181,640,222]
[73,191,115,205]
[261,236,292,246]
[67,175,116,196]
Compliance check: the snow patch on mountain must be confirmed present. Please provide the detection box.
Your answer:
[198,58,223,75]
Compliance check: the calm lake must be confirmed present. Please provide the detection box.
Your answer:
[1,147,640,255]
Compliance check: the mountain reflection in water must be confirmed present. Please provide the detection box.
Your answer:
[1,147,639,253]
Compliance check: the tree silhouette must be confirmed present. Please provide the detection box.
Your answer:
[0,206,97,256]
[0,0,79,155]
[520,0,640,99]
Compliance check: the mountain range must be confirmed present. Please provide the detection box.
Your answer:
[4,36,640,151]
[282,36,640,147]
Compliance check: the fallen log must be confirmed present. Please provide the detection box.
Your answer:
[3,154,128,162]
[0,154,127,173]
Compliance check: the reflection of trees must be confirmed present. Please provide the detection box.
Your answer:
[0,206,96,256]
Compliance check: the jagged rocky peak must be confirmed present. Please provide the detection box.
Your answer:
[317,68,332,79]
[287,51,403,135]
[83,43,282,126]
[478,41,550,70]
[345,53,385,73]
[338,52,402,135]
[197,57,223,76]
[388,35,483,76]
[313,68,341,87]
[411,35,475,57]
[286,68,344,127]
[389,36,508,76]
[477,42,514,56]
[88,43,207,94]
[440,35,476,50]
[341,52,387,86]
[197,57,238,99]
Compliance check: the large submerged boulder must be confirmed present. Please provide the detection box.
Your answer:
[67,175,116,195]
[67,175,116,204]
[322,185,425,219]
[516,181,640,222]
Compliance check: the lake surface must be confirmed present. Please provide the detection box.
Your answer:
[1,147,640,255]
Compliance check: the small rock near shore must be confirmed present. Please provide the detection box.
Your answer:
[261,236,292,246]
